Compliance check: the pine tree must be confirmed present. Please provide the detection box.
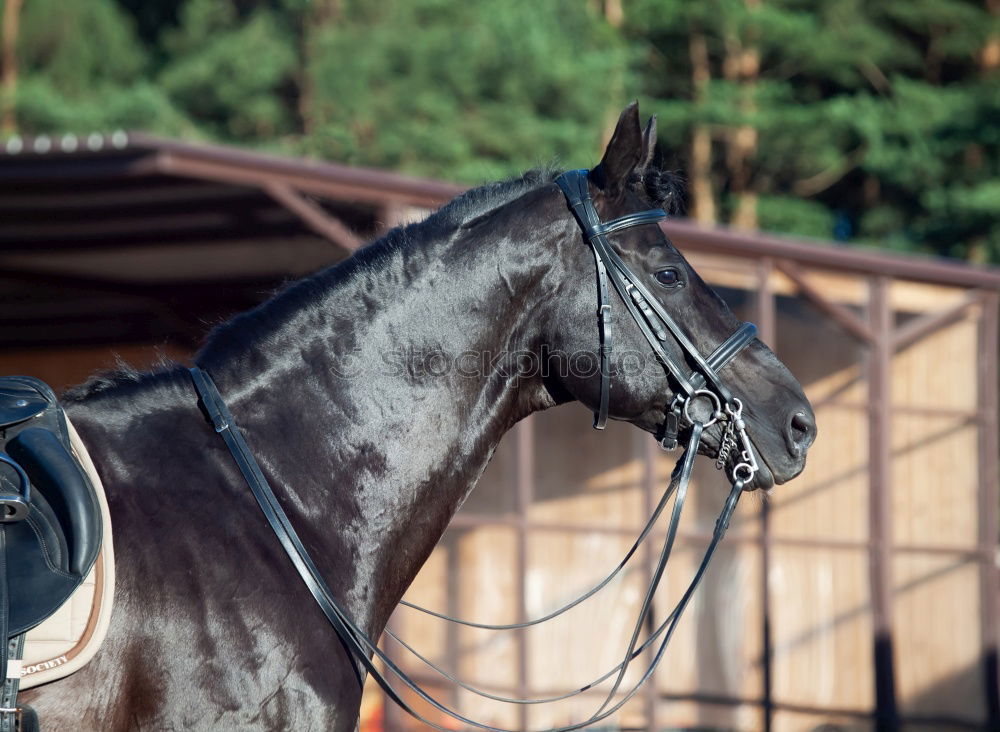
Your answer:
[157,0,298,143]
[3,0,188,135]
[0,0,995,262]
[624,0,1000,259]
[299,0,631,181]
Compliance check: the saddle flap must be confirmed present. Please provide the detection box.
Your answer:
[6,429,101,577]
[4,513,78,636]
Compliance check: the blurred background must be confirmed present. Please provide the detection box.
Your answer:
[1,1,998,730]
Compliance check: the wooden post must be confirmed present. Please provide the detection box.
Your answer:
[1,0,22,135]
[868,276,898,729]
[756,258,776,731]
[977,292,1000,726]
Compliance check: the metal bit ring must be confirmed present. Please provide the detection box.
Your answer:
[682,389,723,428]
[732,462,756,483]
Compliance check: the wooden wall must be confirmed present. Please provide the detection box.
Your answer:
[384,260,996,731]
[0,343,189,395]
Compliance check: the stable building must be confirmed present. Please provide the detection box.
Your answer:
[2,134,999,731]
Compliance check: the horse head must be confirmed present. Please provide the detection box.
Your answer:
[544,103,816,489]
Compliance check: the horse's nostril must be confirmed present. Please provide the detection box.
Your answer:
[789,411,815,448]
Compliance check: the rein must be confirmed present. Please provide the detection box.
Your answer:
[187,168,761,731]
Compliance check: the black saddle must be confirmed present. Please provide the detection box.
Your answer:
[0,376,102,689]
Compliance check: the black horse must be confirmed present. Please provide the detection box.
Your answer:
[23,104,815,730]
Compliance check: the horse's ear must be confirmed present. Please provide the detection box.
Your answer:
[593,102,644,197]
[640,115,658,171]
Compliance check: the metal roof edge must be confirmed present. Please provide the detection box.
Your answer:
[1,130,466,204]
[124,132,466,202]
[663,219,1000,290]
[3,131,998,288]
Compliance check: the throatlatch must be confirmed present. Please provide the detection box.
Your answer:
[189,169,762,732]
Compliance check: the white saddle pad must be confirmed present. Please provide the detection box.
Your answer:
[17,417,115,690]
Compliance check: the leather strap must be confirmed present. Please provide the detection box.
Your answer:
[596,210,669,236]
[684,321,759,396]
[596,421,702,712]
[190,368,475,728]
[557,171,620,429]
[188,366,744,731]
[593,242,613,429]
[0,634,23,732]
[0,530,7,693]
[398,446,685,629]
[393,424,713,711]
[707,322,758,373]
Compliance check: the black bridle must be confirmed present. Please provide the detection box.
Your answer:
[555,169,758,456]
[187,169,763,731]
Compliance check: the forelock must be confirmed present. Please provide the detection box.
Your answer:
[629,167,687,216]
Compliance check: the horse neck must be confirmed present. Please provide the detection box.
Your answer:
[198,206,560,636]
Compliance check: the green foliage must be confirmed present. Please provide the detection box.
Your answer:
[158,0,297,140]
[1,0,997,263]
[756,195,837,240]
[302,0,631,180]
[17,0,148,91]
[627,0,999,261]
[14,77,191,135]
[4,0,183,136]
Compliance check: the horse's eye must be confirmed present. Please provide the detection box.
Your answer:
[654,269,682,288]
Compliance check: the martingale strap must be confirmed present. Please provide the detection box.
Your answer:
[188,366,745,732]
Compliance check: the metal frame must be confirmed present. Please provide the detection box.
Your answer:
[755,257,777,732]
[416,236,1000,731]
[868,276,897,729]
[263,182,363,252]
[0,131,463,207]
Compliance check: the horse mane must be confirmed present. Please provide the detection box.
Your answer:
[63,163,685,402]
